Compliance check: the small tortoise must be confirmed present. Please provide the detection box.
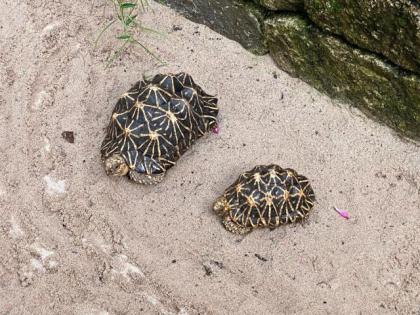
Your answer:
[213,165,315,234]
[101,72,218,184]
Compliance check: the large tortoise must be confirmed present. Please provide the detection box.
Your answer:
[213,165,315,234]
[101,72,218,184]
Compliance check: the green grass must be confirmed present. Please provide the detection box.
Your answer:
[95,0,164,67]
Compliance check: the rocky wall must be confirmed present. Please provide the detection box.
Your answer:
[161,0,420,139]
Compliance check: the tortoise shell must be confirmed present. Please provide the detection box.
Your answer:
[101,73,218,183]
[213,164,315,234]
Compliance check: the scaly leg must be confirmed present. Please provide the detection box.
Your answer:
[128,170,165,185]
[222,215,252,234]
[127,153,166,185]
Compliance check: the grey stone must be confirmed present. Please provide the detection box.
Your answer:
[161,0,268,54]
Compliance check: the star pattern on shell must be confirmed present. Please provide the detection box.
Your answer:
[214,165,315,234]
[101,72,219,183]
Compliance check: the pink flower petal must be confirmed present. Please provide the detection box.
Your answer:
[334,207,350,219]
[212,125,220,135]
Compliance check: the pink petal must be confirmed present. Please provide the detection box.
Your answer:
[334,207,350,219]
[212,125,220,135]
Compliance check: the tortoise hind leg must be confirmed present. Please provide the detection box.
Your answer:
[222,216,252,235]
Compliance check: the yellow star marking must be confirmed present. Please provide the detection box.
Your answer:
[149,131,159,140]
[120,92,135,100]
[131,101,152,120]
[235,184,243,193]
[283,190,290,200]
[149,106,193,146]
[166,111,177,122]
[246,196,256,207]
[123,128,131,136]
[264,193,274,206]
[134,101,144,109]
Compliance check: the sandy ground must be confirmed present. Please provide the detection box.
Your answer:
[0,1,419,314]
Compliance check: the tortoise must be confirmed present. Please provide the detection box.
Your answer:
[213,164,315,234]
[101,72,219,184]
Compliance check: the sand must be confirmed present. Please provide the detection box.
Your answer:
[0,1,419,314]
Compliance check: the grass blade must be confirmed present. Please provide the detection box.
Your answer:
[116,34,131,40]
[94,19,117,48]
[96,0,161,67]
[131,37,165,65]
[126,14,137,26]
[106,40,130,67]
[138,25,166,36]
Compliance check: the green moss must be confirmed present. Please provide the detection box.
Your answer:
[264,14,420,139]
[254,0,304,11]
[398,17,408,27]
[304,0,420,74]
[329,0,343,12]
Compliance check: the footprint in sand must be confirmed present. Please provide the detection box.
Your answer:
[40,21,64,53]
[31,89,54,111]
[18,243,59,287]
[9,215,25,240]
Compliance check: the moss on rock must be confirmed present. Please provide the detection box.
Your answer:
[304,0,420,74]
[254,0,303,11]
[264,14,420,139]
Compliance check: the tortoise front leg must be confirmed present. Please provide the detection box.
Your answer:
[128,170,165,185]
[222,215,252,234]
[128,153,166,185]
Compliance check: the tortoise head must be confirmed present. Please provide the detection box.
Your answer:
[104,154,129,177]
[213,196,230,216]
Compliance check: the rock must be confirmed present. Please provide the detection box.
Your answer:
[160,0,268,54]
[161,0,420,139]
[254,0,303,11]
[304,0,420,74]
[264,14,420,139]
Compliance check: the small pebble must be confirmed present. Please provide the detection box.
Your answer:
[203,265,212,276]
[61,131,74,143]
